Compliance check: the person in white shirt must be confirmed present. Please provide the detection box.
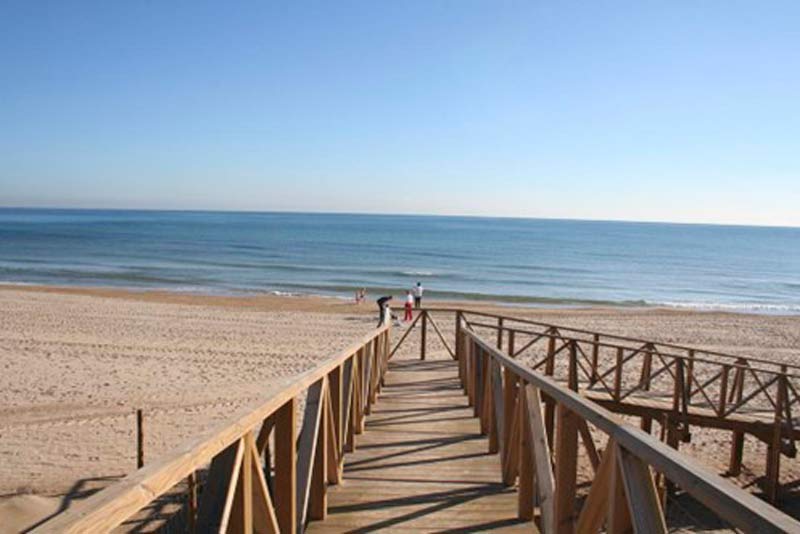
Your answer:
[404,291,414,321]
[413,282,423,309]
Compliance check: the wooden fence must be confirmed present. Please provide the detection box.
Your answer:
[32,323,391,534]
[457,318,800,533]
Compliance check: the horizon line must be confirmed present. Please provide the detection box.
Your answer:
[1,204,798,231]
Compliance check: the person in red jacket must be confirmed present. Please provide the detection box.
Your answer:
[404,290,414,321]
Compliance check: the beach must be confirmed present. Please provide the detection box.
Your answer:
[2,285,800,531]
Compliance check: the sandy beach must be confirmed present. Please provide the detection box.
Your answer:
[2,285,800,531]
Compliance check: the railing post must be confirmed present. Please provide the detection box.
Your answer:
[554,341,579,534]
[728,360,746,476]
[766,366,788,503]
[613,347,624,402]
[503,331,517,482]
[640,344,654,433]
[330,364,343,466]
[420,310,428,361]
[497,317,503,350]
[544,328,557,448]
[275,398,297,534]
[590,333,600,385]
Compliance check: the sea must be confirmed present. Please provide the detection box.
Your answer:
[1,208,799,314]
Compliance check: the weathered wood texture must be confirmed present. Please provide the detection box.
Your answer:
[307,354,531,533]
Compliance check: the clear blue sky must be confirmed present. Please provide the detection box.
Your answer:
[1,1,798,226]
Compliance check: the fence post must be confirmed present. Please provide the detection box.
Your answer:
[420,311,428,361]
[136,409,144,469]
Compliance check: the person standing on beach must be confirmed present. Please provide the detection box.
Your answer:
[414,282,424,309]
[404,290,414,321]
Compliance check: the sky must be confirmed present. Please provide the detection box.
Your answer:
[0,1,798,226]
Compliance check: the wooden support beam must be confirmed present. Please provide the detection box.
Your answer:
[590,333,600,385]
[607,445,632,534]
[517,389,534,521]
[522,384,555,534]
[420,310,428,360]
[544,331,557,448]
[578,418,600,474]
[389,311,421,358]
[616,444,668,533]
[766,370,787,504]
[329,365,342,466]
[274,398,296,534]
[246,433,279,534]
[427,312,455,359]
[196,438,245,533]
[229,434,255,534]
[575,439,615,533]
[502,382,521,486]
[309,381,328,521]
[728,364,746,476]
[136,409,144,469]
[497,316,504,350]
[554,343,579,534]
[296,379,325,531]
[492,357,505,458]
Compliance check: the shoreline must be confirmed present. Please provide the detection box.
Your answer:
[1,282,797,319]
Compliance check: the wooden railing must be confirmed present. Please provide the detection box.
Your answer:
[32,323,391,534]
[457,320,800,533]
[448,309,799,503]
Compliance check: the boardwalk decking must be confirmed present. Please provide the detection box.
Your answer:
[308,354,531,533]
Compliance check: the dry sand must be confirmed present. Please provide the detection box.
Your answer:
[1,285,799,531]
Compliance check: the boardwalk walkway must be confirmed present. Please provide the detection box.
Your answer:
[308,353,531,533]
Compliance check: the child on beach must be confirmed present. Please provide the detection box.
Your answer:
[404,290,414,321]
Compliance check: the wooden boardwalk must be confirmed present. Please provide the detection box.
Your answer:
[308,354,531,533]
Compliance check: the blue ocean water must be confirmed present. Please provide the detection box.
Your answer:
[1,208,799,313]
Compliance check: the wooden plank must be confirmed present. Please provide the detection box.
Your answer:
[523,384,555,534]
[274,397,297,534]
[310,381,329,521]
[308,353,531,534]
[492,357,505,459]
[296,378,326,531]
[246,433,279,534]
[502,384,521,486]
[616,445,667,533]
[578,418,600,473]
[324,385,341,484]
[607,445,631,534]
[229,434,255,534]
[517,389,534,521]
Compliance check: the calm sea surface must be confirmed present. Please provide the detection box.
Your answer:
[1,208,799,313]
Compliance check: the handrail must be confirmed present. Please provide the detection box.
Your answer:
[424,306,800,374]
[464,319,800,379]
[32,323,391,534]
[461,324,800,533]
